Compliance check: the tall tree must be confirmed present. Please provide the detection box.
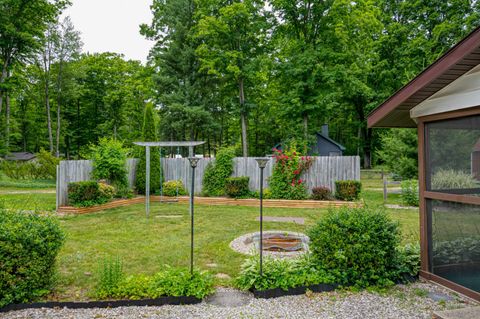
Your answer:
[195,0,271,157]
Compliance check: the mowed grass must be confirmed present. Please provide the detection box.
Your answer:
[0,172,419,300]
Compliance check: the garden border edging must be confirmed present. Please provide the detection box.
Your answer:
[251,283,339,299]
[0,296,201,313]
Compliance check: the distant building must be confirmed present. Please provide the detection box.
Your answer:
[310,124,346,156]
[4,152,36,162]
[274,124,345,156]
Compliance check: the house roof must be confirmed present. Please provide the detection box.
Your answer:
[4,152,36,161]
[368,26,480,128]
[316,132,346,151]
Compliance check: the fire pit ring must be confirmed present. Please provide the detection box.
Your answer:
[230,231,309,258]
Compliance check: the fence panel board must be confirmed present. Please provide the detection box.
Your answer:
[56,156,360,209]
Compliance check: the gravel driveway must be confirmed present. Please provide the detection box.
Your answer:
[1,282,477,319]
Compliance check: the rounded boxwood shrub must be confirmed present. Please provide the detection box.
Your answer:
[162,180,187,197]
[308,207,400,287]
[0,210,65,307]
[334,180,361,201]
[225,176,250,198]
[68,180,113,207]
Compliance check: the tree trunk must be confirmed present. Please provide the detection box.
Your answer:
[55,61,64,158]
[0,57,10,115]
[43,54,53,154]
[303,112,308,140]
[239,78,248,158]
[5,93,10,149]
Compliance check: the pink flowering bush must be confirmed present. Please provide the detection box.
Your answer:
[269,146,312,200]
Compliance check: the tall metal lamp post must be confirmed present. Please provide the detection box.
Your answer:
[188,157,200,275]
[255,158,270,277]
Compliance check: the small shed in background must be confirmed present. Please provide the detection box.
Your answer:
[4,152,36,162]
[311,124,345,156]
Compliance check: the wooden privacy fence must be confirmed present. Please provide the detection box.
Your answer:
[56,156,360,209]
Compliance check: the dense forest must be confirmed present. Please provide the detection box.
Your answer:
[1,0,479,168]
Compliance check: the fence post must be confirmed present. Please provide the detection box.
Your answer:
[383,174,388,202]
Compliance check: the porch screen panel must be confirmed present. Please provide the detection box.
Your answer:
[429,200,480,293]
[426,114,480,196]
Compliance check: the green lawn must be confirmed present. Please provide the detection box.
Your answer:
[0,173,420,301]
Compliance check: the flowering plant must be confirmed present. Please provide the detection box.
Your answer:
[269,145,312,200]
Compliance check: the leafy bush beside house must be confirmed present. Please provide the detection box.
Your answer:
[0,210,65,307]
[202,147,235,196]
[0,149,59,180]
[308,206,401,287]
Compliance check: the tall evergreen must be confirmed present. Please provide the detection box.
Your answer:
[135,103,162,194]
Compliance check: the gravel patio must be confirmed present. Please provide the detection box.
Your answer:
[2,282,477,319]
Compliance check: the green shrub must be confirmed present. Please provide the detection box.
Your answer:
[95,264,214,300]
[0,210,65,307]
[90,138,129,190]
[431,169,478,190]
[68,181,113,207]
[35,149,60,179]
[401,180,419,206]
[335,180,361,201]
[395,242,420,278]
[269,146,312,200]
[433,237,480,265]
[311,186,333,200]
[252,188,272,199]
[162,180,187,197]
[308,207,400,287]
[202,147,235,196]
[235,255,335,291]
[135,104,162,195]
[377,128,418,179]
[225,177,250,198]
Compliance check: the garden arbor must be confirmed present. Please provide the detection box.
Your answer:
[133,141,205,217]
[368,26,480,301]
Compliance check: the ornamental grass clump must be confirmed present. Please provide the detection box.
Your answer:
[269,146,312,200]
[308,206,401,288]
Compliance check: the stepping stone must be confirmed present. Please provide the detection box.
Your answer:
[256,216,305,224]
[206,263,218,268]
[215,273,231,280]
[433,306,480,319]
[428,291,454,302]
[155,215,183,218]
[206,288,253,307]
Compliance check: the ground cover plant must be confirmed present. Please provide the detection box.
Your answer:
[0,209,65,307]
[95,258,214,300]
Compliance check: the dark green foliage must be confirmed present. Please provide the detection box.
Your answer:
[135,104,162,194]
[225,177,250,198]
[0,149,59,180]
[90,138,129,189]
[202,147,235,196]
[96,264,214,299]
[401,180,419,207]
[35,149,60,179]
[433,237,480,265]
[162,180,187,197]
[68,181,114,207]
[308,207,401,288]
[311,186,333,201]
[395,242,420,278]
[235,255,335,291]
[0,210,65,307]
[335,180,362,201]
[96,257,124,299]
[377,129,418,179]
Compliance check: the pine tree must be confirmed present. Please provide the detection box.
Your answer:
[135,103,162,194]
